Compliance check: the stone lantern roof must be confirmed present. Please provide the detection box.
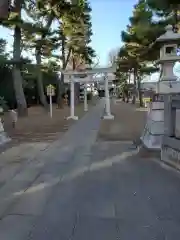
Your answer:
[156,25,180,43]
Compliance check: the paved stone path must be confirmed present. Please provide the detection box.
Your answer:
[0,99,180,239]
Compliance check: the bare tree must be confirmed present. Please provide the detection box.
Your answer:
[108,48,119,65]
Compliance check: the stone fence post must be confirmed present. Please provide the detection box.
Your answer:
[161,93,180,169]
[164,94,176,137]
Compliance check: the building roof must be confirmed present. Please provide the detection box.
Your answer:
[141,82,158,90]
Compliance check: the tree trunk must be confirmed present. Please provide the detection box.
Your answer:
[12,25,27,116]
[33,13,53,109]
[139,90,143,107]
[35,49,48,109]
[57,33,65,108]
[132,68,137,104]
[56,35,71,108]
[57,74,65,108]
[0,0,10,18]
[137,77,143,107]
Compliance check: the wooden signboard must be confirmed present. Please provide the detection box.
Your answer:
[46,84,55,96]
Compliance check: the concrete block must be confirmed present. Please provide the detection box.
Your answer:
[141,133,162,149]
[151,102,164,110]
[145,119,164,135]
[149,110,164,121]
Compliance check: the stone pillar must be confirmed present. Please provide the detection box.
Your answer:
[67,76,78,120]
[84,83,88,111]
[164,94,176,137]
[103,73,114,120]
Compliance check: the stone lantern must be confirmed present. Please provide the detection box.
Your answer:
[140,25,180,150]
[156,25,180,93]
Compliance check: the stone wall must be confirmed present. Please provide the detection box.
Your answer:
[161,137,180,170]
[175,109,180,138]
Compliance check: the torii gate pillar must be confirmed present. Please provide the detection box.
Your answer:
[84,83,88,111]
[103,73,114,119]
[67,76,78,120]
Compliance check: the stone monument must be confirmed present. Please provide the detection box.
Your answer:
[0,107,11,146]
[156,25,180,92]
[141,25,180,149]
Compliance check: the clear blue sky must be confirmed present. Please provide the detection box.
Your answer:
[90,0,137,65]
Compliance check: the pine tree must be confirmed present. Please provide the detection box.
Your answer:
[146,1,180,32]
[22,0,57,108]
[117,0,163,106]
[6,0,28,116]
[54,0,95,106]
[0,0,96,111]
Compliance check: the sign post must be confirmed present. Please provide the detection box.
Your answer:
[46,84,55,118]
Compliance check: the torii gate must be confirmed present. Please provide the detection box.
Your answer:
[62,67,115,120]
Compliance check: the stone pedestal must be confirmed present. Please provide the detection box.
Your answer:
[140,102,164,149]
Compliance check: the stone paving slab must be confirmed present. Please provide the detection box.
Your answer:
[72,216,119,240]
[0,143,49,164]
[0,177,40,218]
[9,173,57,216]
[27,180,79,240]
[90,141,134,163]
[116,222,165,240]
[0,142,50,197]
[0,215,34,240]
